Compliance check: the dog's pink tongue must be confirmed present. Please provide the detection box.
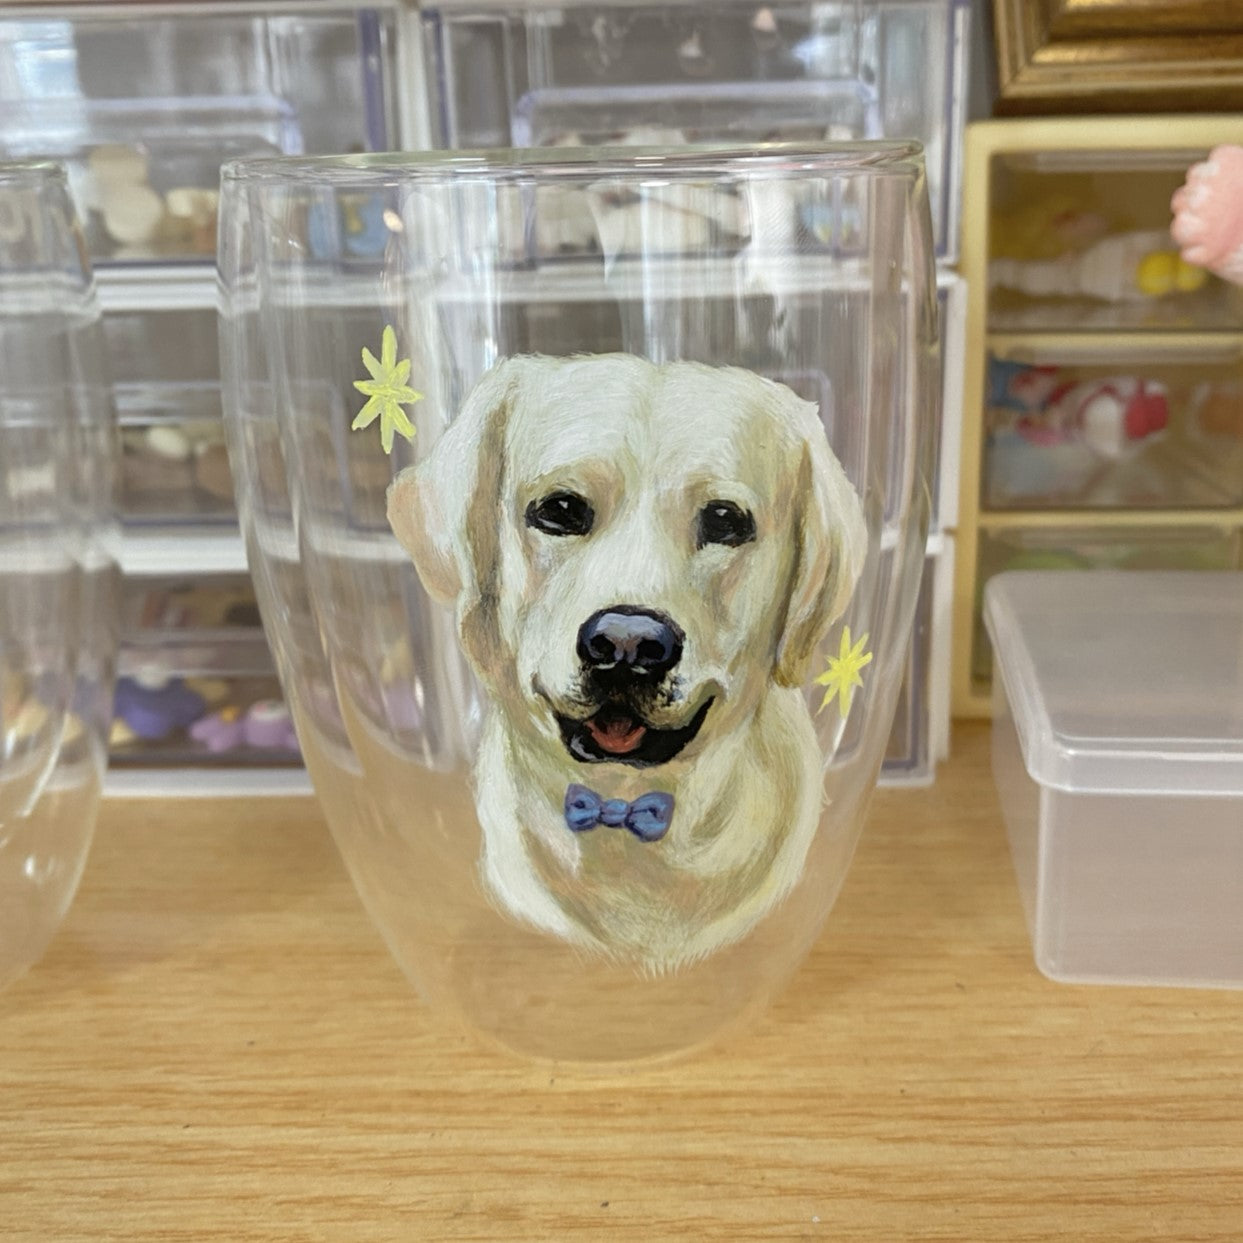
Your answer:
[587,712,647,755]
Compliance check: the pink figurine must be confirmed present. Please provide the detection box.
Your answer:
[1171,145,1243,286]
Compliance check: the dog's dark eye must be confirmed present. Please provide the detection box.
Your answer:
[697,500,756,549]
[526,491,594,537]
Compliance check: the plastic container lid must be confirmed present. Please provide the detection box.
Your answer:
[984,570,1243,797]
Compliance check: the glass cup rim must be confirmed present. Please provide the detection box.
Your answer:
[0,159,67,186]
[222,139,926,187]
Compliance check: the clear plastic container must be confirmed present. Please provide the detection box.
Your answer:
[420,0,969,257]
[983,338,1243,510]
[986,570,1243,988]
[987,148,1243,332]
[0,4,401,264]
[110,630,300,768]
[220,141,936,1060]
[101,306,236,522]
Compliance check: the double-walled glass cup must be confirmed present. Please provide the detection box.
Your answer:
[0,162,119,991]
[220,144,935,1061]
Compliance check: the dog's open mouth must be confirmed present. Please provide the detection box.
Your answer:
[557,698,713,768]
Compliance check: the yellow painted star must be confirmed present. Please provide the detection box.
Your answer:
[814,626,873,718]
[352,325,422,454]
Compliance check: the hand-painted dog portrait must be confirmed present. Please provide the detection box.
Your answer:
[387,354,866,971]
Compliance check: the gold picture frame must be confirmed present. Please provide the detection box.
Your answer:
[993,0,1243,113]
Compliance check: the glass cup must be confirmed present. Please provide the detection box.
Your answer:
[0,162,120,992]
[220,143,935,1061]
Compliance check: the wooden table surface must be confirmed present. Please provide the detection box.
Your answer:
[2,721,1240,1241]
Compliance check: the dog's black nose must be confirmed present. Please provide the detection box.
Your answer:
[577,608,683,678]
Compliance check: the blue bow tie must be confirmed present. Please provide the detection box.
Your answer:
[564,784,674,843]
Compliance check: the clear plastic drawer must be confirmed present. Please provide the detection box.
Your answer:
[986,148,1243,332]
[0,4,402,264]
[103,306,235,523]
[983,337,1243,510]
[420,0,969,257]
[110,630,300,767]
[122,573,261,632]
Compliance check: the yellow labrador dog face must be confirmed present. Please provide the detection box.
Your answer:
[388,354,865,772]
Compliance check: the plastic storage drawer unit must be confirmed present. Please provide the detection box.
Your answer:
[986,569,1243,989]
[419,0,969,258]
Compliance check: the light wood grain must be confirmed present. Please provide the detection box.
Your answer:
[1,722,1241,1241]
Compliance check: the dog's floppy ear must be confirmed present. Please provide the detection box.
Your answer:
[387,359,518,666]
[773,412,868,689]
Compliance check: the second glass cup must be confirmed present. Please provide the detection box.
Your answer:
[221,143,936,1060]
[0,162,119,992]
